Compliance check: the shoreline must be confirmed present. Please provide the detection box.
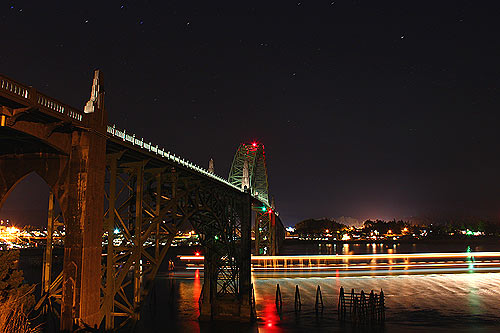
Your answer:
[284,236,500,245]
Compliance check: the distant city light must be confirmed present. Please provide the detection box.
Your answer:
[6,226,19,234]
[462,229,483,236]
[114,228,120,234]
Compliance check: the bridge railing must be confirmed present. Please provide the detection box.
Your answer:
[37,92,83,121]
[106,124,244,192]
[0,74,84,122]
[1,75,30,100]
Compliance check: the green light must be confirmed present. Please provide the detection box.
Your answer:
[261,206,267,212]
[466,246,475,271]
[215,235,219,240]
[466,230,473,236]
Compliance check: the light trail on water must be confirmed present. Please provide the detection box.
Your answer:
[178,251,500,277]
[180,251,500,261]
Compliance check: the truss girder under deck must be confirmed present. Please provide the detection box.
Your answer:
[101,153,253,329]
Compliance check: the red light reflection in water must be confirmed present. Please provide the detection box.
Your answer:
[259,290,282,332]
[193,269,201,308]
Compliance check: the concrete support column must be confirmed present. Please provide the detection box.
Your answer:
[199,248,216,321]
[60,128,106,330]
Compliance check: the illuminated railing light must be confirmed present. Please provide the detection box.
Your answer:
[106,125,265,196]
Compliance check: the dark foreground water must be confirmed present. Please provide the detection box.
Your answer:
[18,241,500,332]
[134,241,500,332]
[133,270,500,332]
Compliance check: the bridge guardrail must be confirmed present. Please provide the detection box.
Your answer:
[106,124,246,193]
[1,75,30,100]
[37,92,83,121]
[0,74,84,122]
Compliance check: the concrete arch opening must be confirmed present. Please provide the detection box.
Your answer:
[0,171,65,330]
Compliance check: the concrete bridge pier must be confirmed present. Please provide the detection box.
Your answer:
[60,129,106,330]
[60,71,107,330]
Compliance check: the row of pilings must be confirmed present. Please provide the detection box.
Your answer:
[273,284,385,326]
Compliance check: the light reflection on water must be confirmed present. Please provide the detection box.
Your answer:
[136,271,500,332]
[134,243,500,332]
[305,242,492,256]
[254,273,500,332]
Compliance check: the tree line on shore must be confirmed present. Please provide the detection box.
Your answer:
[294,217,500,237]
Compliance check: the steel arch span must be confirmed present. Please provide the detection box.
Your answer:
[228,142,284,256]
[228,142,269,206]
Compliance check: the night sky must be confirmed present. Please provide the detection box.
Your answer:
[2,1,500,226]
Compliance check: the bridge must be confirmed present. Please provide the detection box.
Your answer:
[0,71,285,330]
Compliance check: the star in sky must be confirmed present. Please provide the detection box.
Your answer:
[2,1,500,225]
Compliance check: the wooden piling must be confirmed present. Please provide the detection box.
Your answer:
[369,290,375,323]
[360,290,367,322]
[338,286,345,320]
[315,285,323,312]
[275,283,282,312]
[338,287,385,325]
[294,285,302,312]
[380,289,385,322]
[350,288,355,314]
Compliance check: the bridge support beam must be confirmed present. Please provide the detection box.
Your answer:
[254,210,274,255]
[270,212,276,256]
[254,210,282,256]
